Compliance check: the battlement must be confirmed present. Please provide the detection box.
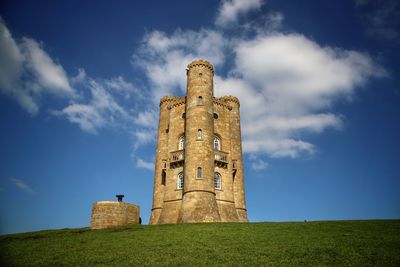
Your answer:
[213,97,232,110]
[220,95,240,107]
[160,96,184,106]
[187,59,214,73]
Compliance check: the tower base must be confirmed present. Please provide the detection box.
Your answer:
[179,191,221,223]
[217,200,239,222]
[236,208,249,222]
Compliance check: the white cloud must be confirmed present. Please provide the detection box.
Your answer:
[251,159,269,171]
[134,110,158,128]
[133,29,226,101]
[10,178,34,193]
[215,33,384,157]
[133,26,384,159]
[216,0,264,27]
[234,34,385,114]
[263,12,284,31]
[105,76,143,100]
[0,20,38,114]
[53,79,131,134]
[136,157,155,171]
[132,129,157,149]
[0,19,76,115]
[21,37,74,97]
[55,103,104,134]
[0,20,24,91]
[240,11,284,35]
[71,68,86,84]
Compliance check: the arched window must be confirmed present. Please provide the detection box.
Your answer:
[179,136,185,150]
[177,172,184,189]
[214,172,222,190]
[214,136,221,150]
[197,96,203,105]
[197,129,202,140]
[197,167,202,178]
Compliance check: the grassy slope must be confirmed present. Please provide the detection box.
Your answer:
[1,220,400,266]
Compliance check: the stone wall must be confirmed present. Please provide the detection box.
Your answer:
[149,59,249,224]
[91,201,140,229]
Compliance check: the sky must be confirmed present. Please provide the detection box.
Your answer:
[0,0,399,234]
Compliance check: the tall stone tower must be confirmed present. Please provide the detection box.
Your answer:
[149,59,248,224]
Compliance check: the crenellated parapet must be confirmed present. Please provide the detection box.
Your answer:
[220,95,240,107]
[160,96,182,106]
[187,59,214,73]
[213,97,233,110]
[168,97,186,110]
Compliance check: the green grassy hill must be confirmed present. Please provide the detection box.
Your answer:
[1,220,399,266]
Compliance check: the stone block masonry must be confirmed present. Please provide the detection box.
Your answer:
[91,201,140,229]
[149,59,249,224]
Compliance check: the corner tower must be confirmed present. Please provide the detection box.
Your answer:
[149,59,248,224]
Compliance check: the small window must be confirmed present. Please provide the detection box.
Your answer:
[214,172,222,190]
[214,136,221,150]
[197,167,202,178]
[182,113,186,119]
[161,171,166,185]
[177,172,184,189]
[162,160,167,169]
[213,113,218,119]
[197,129,202,140]
[197,96,203,105]
[179,136,185,150]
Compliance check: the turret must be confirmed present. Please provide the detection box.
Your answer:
[149,96,174,224]
[223,96,249,222]
[179,60,221,222]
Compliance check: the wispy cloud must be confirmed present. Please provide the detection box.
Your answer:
[135,157,155,171]
[9,178,34,193]
[215,0,264,27]
[0,19,76,115]
[251,159,269,171]
[52,79,133,134]
[355,0,400,41]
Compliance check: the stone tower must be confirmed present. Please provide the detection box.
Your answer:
[149,59,248,224]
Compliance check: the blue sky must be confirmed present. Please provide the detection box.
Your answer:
[0,0,399,234]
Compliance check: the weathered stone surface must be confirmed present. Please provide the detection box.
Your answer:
[91,201,140,229]
[149,59,249,224]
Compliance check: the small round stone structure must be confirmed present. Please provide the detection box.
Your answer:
[90,201,140,230]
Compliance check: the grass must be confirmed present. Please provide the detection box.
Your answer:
[1,220,400,266]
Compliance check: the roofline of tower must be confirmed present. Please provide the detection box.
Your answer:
[187,59,214,73]
[220,95,240,107]
[159,96,183,106]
